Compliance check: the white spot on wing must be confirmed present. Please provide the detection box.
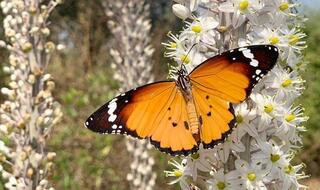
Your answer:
[255,69,261,74]
[112,124,117,129]
[242,49,254,59]
[108,101,118,122]
[85,121,89,126]
[108,114,117,122]
[250,59,259,67]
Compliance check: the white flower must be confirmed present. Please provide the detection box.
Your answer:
[186,147,217,180]
[264,66,305,101]
[264,0,298,17]
[275,106,308,142]
[181,16,219,47]
[216,130,246,163]
[234,159,267,190]
[219,0,264,28]
[279,163,308,189]
[250,93,282,132]
[234,102,258,137]
[248,26,285,47]
[207,168,241,190]
[165,159,192,189]
[163,32,187,57]
[252,140,289,179]
[281,28,307,59]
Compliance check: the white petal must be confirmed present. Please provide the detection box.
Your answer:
[218,2,235,12]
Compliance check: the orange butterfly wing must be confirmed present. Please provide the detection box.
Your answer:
[189,45,279,147]
[85,45,279,155]
[85,82,199,156]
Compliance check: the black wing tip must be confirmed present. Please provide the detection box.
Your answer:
[84,114,106,133]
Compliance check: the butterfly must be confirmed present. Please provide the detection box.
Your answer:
[84,45,279,156]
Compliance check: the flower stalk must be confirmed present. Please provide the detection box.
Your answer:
[103,0,156,189]
[0,0,62,189]
[164,0,309,189]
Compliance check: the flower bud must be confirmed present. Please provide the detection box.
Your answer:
[172,4,190,20]
[27,168,34,178]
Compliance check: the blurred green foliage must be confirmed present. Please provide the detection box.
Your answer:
[296,13,320,177]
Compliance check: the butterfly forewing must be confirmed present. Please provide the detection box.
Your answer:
[189,45,278,148]
[190,45,279,101]
[85,81,199,156]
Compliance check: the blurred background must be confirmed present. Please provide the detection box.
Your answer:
[0,0,319,189]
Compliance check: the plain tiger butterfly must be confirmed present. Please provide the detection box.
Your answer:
[84,45,279,156]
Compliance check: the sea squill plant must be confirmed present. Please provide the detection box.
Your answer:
[0,0,63,189]
[103,0,156,189]
[163,0,309,189]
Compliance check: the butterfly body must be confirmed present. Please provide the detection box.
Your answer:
[176,68,201,136]
[85,45,279,156]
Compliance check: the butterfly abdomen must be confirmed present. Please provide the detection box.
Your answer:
[186,101,199,134]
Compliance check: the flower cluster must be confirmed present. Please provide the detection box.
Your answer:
[103,0,156,189]
[0,0,62,189]
[164,0,308,189]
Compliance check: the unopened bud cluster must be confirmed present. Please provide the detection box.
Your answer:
[103,0,156,190]
[0,0,62,189]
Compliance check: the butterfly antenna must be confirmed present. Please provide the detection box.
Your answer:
[180,43,199,70]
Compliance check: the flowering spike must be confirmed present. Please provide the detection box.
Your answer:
[164,0,309,189]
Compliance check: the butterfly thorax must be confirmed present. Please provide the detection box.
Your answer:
[176,71,201,137]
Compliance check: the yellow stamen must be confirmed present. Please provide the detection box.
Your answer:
[285,114,296,122]
[279,2,290,11]
[264,104,274,114]
[236,115,244,124]
[270,154,280,163]
[284,164,294,174]
[282,79,292,87]
[247,172,256,181]
[191,153,200,160]
[170,42,177,49]
[173,170,183,177]
[192,24,202,33]
[217,181,226,190]
[239,0,249,11]
[289,35,299,46]
[269,36,280,45]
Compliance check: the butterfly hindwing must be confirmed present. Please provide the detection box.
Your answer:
[192,85,236,148]
[85,81,199,156]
